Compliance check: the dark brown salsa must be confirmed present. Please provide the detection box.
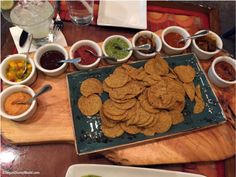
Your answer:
[40,50,65,70]
[215,61,236,81]
[196,35,217,52]
[135,35,156,54]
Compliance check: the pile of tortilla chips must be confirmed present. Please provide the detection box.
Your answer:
[78,55,205,138]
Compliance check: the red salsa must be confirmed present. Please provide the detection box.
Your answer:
[215,61,236,81]
[74,46,97,65]
[164,32,185,48]
[40,50,64,70]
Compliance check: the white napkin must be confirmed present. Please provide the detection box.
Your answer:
[97,0,147,29]
[9,26,68,54]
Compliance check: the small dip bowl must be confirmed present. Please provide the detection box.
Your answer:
[132,30,162,60]
[161,26,191,55]
[208,56,236,88]
[0,54,37,86]
[0,85,37,121]
[34,43,68,76]
[69,40,102,70]
[102,35,133,64]
[192,30,223,60]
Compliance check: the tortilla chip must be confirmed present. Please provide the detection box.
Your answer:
[169,110,184,125]
[183,82,195,101]
[78,94,102,116]
[111,99,136,110]
[100,110,117,128]
[141,114,159,136]
[194,96,205,114]
[80,78,103,97]
[155,55,169,75]
[195,84,203,100]
[155,111,172,133]
[101,124,124,138]
[174,65,195,83]
[103,82,113,93]
[104,72,129,88]
[103,109,128,121]
[144,58,158,75]
[120,123,141,134]
[138,91,160,114]
[103,99,126,116]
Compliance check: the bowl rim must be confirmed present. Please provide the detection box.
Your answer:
[69,40,102,68]
[132,30,162,57]
[0,85,36,120]
[0,54,36,85]
[102,35,133,62]
[161,26,191,51]
[34,43,68,73]
[192,30,223,55]
[211,56,236,84]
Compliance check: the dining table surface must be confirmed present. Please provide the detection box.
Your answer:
[1,1,235,177]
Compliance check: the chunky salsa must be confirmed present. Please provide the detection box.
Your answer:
[74,45,97,65]
[135,35,156,54]
[196,35,217,52]
[164,32,185,48]
[6,59,32,82]
[215,61,236,81]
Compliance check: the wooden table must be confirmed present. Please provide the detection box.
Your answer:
[1,2,235,177]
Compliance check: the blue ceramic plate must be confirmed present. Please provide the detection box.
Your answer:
[67,53,226,155]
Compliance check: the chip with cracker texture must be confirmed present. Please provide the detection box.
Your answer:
[78,94,102,116]
[155,111,172,133]
[103,99,126,116]
[101,124,124,138]
[120,123,141,134]
[80,78,103,97]
[111,99,136,110]
[104,72,129,88]
[100,110,117,128]
[169,110,184,125]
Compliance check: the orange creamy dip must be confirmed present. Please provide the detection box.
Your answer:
[4,92,31,116]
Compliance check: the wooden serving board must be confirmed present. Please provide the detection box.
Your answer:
[1,39,235,165]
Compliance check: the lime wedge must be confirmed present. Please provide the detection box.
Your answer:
[1,0,14,10]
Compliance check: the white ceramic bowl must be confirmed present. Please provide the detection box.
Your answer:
[132,30,162,60]
[208,56,236,88]
[102,35,133,64]
[0,54,37,86]
[34,43,68,76]
[192,30,223,60]
[69,40,102,70]
[161,26,191,55]
[0,85,37,121]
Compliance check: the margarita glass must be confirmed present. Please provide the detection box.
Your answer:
[2,0,55,45]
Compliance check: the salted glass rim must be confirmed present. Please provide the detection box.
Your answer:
[2,0,55,27]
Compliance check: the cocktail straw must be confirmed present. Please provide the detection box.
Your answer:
[80,0,93,14]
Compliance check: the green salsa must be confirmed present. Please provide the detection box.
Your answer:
[105,38,129,59]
